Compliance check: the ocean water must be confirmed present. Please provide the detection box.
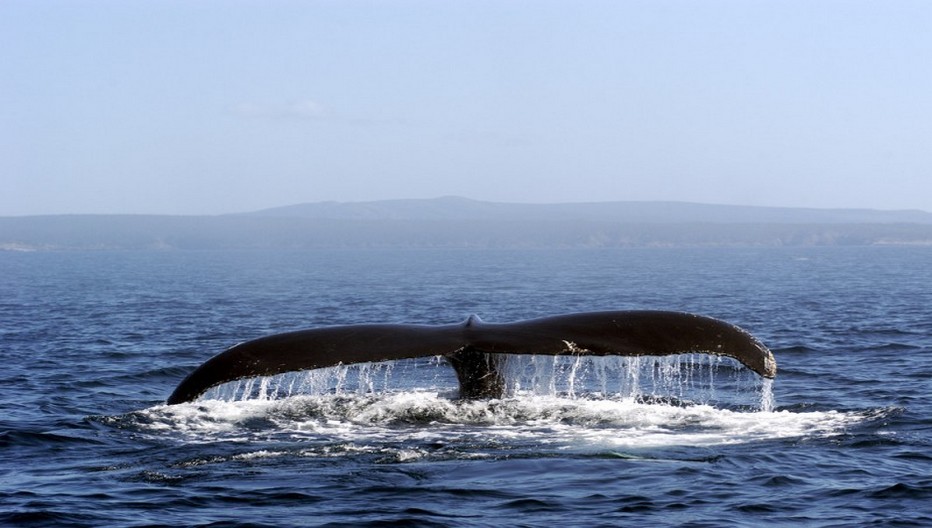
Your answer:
[1,247,930,527]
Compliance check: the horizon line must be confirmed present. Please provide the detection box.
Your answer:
[3,196,931,218]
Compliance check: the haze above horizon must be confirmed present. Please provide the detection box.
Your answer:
[3,1,930,216]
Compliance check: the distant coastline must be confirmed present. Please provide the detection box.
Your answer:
[3,198,931,251]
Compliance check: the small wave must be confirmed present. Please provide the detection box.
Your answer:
[0,511,100,528]
[868,482,932,500]
[108,365,194,382]
[772,345,819,354]
[0,428,106,449]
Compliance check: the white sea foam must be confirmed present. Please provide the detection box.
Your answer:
[143,389,859,455]
[138,355,851,453]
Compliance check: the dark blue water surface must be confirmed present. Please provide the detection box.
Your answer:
[1,247,931,527]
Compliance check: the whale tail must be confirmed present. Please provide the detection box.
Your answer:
[167,311,776,405]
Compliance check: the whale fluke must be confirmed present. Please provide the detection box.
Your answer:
[167,311,776,405]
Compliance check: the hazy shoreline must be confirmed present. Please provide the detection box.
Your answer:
[3,198,931,251]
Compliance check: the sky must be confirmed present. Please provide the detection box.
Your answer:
[2,0,931,216]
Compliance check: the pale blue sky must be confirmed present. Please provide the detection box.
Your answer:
[2,0,930,215]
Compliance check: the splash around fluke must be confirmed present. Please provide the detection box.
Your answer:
[167,310,776,405]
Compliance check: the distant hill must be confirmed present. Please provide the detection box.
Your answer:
[247,197,932,224]
[2,198,932,251]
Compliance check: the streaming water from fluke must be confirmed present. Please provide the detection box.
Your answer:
[200,354,776,412]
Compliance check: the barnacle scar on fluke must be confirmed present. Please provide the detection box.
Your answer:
[167,310,776,405]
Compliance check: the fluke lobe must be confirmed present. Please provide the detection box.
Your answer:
[167,311,776,405]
